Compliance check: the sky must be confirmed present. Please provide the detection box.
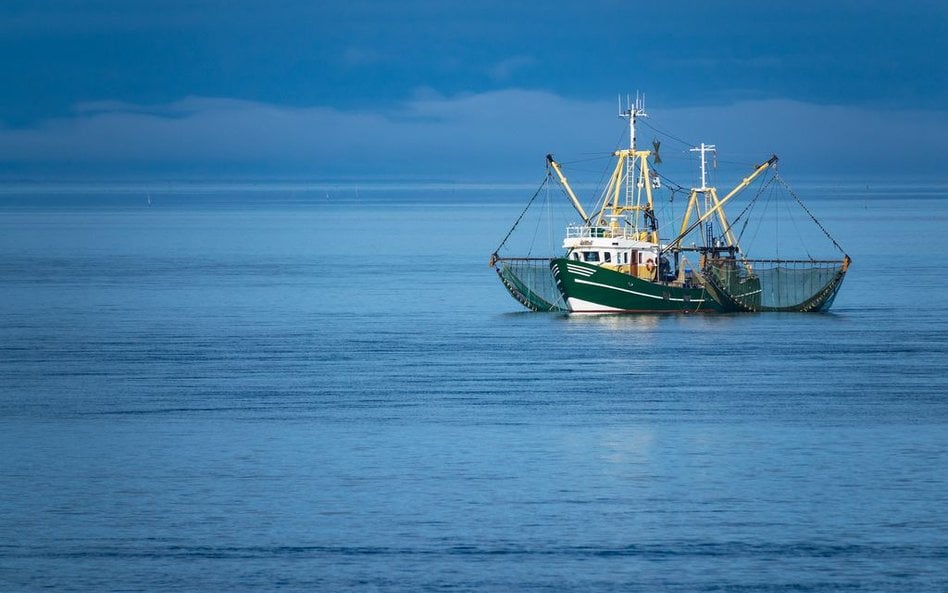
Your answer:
[0,0,946,181]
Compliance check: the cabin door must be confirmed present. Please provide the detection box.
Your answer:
[629,250,638,275]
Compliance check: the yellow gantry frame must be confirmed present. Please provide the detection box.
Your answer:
[664,155,778,254]
[677,187,739,249]
[548,149,657,241]
[549,150,776,252]
[596,149,658,242]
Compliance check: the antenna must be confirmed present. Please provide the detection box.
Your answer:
[618,91,648,151]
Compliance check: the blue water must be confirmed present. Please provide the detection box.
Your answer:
[1,184,947,592]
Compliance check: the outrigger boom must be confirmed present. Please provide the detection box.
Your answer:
[546,154,590,223]
[662,154,778,256]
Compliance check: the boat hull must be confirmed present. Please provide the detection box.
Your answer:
[551,259,725,313]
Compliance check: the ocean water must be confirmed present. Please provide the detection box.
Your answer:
[1,183,946,592]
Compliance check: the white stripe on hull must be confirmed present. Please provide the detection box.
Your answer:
[564,263,595,277]
[573,278,705,303]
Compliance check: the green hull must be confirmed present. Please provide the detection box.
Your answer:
[551,258,725,313]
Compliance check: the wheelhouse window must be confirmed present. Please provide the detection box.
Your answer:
[582,251,600,262]
[603,252,612,263]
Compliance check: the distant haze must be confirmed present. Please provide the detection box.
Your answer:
[1,1,945,181]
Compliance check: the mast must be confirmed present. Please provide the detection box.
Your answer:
[689,143,717,247]
[603,93,656,240]
[690,143,715,192]
[549,94,656,241]
[618,93,647,151]
[663,155,778,255]
[618,93,647,207]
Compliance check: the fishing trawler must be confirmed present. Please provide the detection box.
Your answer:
[491,96,850,313]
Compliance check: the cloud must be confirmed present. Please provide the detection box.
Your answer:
[1,97,386,168]
[0,91,609,178]
[657,100,948,177]
[0,91,945,180]
[489,56,537,81]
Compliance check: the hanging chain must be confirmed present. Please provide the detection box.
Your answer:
[724,172,778,241]
[774,173,847,255]
[491,174,551,262]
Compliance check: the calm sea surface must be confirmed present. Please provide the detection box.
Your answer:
[1,183,946,592]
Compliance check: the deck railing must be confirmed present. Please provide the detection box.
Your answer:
[565,225,616,239]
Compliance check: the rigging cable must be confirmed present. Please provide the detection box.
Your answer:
[774,173,847,255]
[490,174,551,263]
[724,171,778,244]
[525,182,552,257]
[639,118,695,149]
